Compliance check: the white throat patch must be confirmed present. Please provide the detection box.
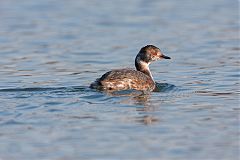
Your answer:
[136,56,149,69]
[136,57,154,80]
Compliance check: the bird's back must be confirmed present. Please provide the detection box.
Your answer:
[90,69,155,91]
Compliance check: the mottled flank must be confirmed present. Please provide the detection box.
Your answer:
[90,69,155,91]
[90,45,171,92]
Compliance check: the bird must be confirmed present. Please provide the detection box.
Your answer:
[90,45,171,92]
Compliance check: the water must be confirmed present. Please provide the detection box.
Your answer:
[0,0,239,159]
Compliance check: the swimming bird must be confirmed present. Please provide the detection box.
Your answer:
[90,45,171,92]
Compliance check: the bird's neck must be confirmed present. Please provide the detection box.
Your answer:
[135,57,154,81]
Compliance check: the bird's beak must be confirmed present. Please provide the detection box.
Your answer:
[160,54,171,59]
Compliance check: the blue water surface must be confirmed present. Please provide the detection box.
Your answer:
[0,0,239,160]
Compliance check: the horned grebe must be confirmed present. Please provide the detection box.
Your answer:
[90,45,171,91]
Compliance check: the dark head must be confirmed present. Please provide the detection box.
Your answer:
[135,45,171,79]
[135,45,170,71]
[136,45,170,64]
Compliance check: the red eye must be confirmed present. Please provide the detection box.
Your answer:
[152,51,158,56]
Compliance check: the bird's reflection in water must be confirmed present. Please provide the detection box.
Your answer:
[106,89,160,125]
[106,89,150,105]
[135,115,159,125]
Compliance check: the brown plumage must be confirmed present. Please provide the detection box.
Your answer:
[90,45,171,92]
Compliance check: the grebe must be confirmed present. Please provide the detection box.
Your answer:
[90,45,171,91]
